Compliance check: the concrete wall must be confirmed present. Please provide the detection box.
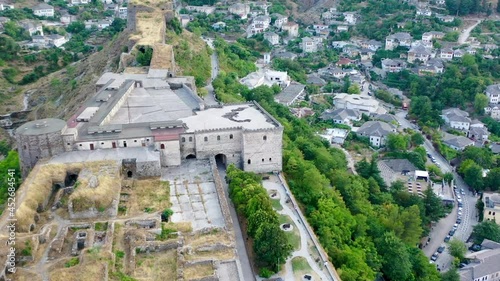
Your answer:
[242,128,282,173]
[17,131,65,177]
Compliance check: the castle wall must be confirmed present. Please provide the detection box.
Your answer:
[242,128,283,173]
[179,133,196,157]
[136,160,161,177]
[157,140,181,166]
[194,129,243,159]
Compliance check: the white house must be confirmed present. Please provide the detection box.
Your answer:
[118,6,127,19]
[356,121,396,147]
[185,5,216,14]
[440,48,454,60]
[0,2,14,10]
[382,58,407,72]
[422,31,445,45]
[407,45,431,63]
[69,0,89,5]
[264,32,279,45]
[334,93,386,114]
[20,20,44,36]
[385,32,413,50]
[301,37,317,53]
[416,7,432,16]
[320,108,361,125]
[343,12,357,25]
[486,84,500,104]
[282,21,299,37]
[442,133,474,151]
[441,108,471,130]
[240,69,290,89]
[273,14,287,28]
[33,3,54,17]
[253,15,271,29]
[228,3,250,19]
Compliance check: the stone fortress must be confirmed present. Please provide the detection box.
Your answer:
[16,0,283,178]
[16,68,283,177]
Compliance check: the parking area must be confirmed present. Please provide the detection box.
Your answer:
[162,159,225,231]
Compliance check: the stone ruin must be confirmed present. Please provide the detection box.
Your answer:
[71,231,87,256]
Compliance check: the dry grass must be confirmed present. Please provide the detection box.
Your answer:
[130,12,165,46]
[49,259,108,281]
[291,256,321,281]
[186,229,232,248]
[164,222,192,233]
[150,43,174,69]
[133,250,177,281]
[8,268,42,281]
[126,179,170,215]
[183,263,214,280]
[15,161,118,232]
[184,248,235,261]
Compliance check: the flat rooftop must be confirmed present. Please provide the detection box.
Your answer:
[49,147,160,164]
[181,103,280,132]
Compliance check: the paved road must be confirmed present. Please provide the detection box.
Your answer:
[394,111,479,271]
[202,37,219,106]
[458,19,482,44]
[217,165,255,281]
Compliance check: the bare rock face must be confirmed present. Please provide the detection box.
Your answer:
[89,175,99,188]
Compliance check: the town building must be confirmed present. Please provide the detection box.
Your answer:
[274,82,305,106]
[264,32,279,45]
[68,0,89,5]
[20,20,44,36]
[343,12,357,25]
[382,58,407,72]
[440,47,454,60]
[333,93,386,114]
[301,37,318,53]
[118,6,127,19]
[320,108,361,125]
[273,14,287,28]
[0,1,14,10]
[486,84,500,104]
[282,21,299,37]
[185,5,216,14]
[212,22,226,30]
[460,243,500,281]
[32,3,54,17]
[483,193,500,224]
[361,40,382,51]
[240,68,290,89]
[416,7,432,16]
[407,45,432,63]
[178,14,191,28]
[422,31,445,45]
[441,108,471,130]
[385,32,413,50]
[319,128,349,145]
[356,121,396,147]
[228,3,250,19]
[16,68,284,177]
[254,15,271,29]
[442,133,474,151]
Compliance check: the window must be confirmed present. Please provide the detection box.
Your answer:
[101,142,104,145]
[146,138,150,141]
[182,137,186,142]
[217,135,221,141]
[493,212,496,215]
[189,137,192,142]
[489,211,492,215]
[134,140,137,142]
[269,158,272,161]
[204,137,208,142]
[263,135,267,141]
[67,143,70,145]
[262,158,264,162]
[79,144,82,146]
[23,145,26,149]
[230,134,233,139]
[248,159,251,164]
[160,144,165,149]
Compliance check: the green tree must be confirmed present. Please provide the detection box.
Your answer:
[462,146,493,168]
[377,232,412,281]
[387,133,409,151]
[472,220,500,244]
[485,168,500,191]
[136,46,153,66]
[444,172,454,186]
[253,222,293,272]
[441,268,460,281]
[474,93,489,114]
[464,163,484,191]
[423,188,445,222]
[247,209,278,237]
[411,133,425,147]
[347,84,360,94]
[448,239,467,261]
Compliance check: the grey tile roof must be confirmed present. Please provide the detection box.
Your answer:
[321,108,360,121]
[442,108,471,123]
[490,143,500,154]
[275,82,305,105]
[486,84,500,96]
[373,113,399,124]
[381,159,417,173]
[460,248,500,280]
[33,3,53,10]
[387,32,412,41]
[357,121,395,137]
[442,133,474,149]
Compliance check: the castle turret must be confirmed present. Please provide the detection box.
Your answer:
[15,118,67,177]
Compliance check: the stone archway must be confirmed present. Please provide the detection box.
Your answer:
[215,154,227,167]
[186,154,196,159]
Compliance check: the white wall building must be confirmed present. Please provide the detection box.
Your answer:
[33,3,54,17]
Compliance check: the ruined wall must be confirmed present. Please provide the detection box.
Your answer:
[136,160,161,177]
[68,198,118,219]
[209,157,233,232]
[242,128,283,173]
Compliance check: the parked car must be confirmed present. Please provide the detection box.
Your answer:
[431,252,439,261]
[469,244,482,252]
[444,235,451,242]
[449,229,455,236]
[437,246,445,253]
[456,218,462,224]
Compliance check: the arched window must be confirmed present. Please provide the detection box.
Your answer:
[263,135,267,141]
[269,158,272,161]
[262,158,264,162]
[229,134,233,139]
[217,135,221,141]
[189,137,193,142]
[204,136,208,142]
[160,144,165,149]
[247,159,251,164]
[182,137,186,143]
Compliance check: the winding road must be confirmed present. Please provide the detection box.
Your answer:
[458,19,482,44]
[202,37,220,106]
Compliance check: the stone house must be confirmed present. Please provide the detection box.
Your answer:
[32,3,54,17]
[385,32,413,50]
[356,121,396,147]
